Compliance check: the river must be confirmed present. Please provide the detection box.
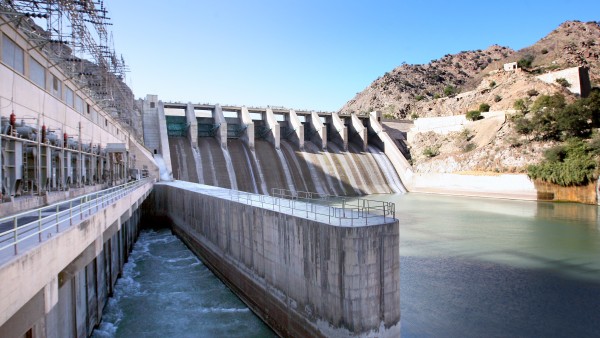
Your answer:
[93,192,600,337]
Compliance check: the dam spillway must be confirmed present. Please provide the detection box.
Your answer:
[150,98,412,195]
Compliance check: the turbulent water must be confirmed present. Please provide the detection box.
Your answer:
[91,229,275,338]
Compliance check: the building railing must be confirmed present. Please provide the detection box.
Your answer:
[0,178,152,258]
[229,188,396,226]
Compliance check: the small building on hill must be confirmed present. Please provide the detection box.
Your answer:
[503,62,518,71]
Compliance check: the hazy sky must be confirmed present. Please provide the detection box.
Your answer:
[107,1,600,111]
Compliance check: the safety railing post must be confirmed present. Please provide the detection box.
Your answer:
[69,200,73,225]
[38,209,42,242]
[56,204,60,232]
[13,217,18,254]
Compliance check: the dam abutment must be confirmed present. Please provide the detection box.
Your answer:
[151,182,400,337]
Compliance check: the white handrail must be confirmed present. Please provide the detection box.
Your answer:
[228,188,396,226]
[0,178,152,257]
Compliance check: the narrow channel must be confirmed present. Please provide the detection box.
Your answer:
[92,228,276,337]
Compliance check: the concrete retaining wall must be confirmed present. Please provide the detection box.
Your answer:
[0,182,152,337]
[535,66,591,97]
[412,173,538,200]
[151,183,400,337]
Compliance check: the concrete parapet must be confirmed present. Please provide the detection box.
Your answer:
[152,182,400,337]
[369,112,413,191]
[310,112,327,150]
[328,113,348,151]
[287,109,304,150]
[265,108,281,149]
[240,106,255,150]
[185,103,198,146]
[349,114,368,151]
[213,104,228,149]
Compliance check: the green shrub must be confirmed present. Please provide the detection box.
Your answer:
[479,103,491,112]
[513,99,529,113]
[541,48,549,54]
[443,85,457,97]
[433,93,441,99]
[527,139,597,186]
[423,145,440,158]
[527,89,539,97]
[494,95,502,102]
[466,110,482,121]
[517,54,535,69]
[489,81,496,88]
[415,95,425,101]
[513,115,533,135]
[556,78,571,88]
[410,112,419,120]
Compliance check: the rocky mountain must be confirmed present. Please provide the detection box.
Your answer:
[341,21,600,119]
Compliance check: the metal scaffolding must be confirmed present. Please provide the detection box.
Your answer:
[0,0,134,126]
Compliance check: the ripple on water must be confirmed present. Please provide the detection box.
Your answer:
[92,229,275,337]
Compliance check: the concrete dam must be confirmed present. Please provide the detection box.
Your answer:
[0,3,403,337]
[142,96,413,196]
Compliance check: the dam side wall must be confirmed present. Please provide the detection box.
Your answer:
[151,183,400,338]
[0,182,153,338]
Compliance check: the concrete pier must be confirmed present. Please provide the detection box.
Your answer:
[151,182,400,337]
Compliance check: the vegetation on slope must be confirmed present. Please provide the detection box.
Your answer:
[512,89,600,185]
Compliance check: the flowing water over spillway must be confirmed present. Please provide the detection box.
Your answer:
[168,136,401,195]
[92,229,275,337]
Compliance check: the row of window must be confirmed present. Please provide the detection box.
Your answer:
[1,33,122,138]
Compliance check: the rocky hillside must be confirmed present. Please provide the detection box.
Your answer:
[342,21,600,119]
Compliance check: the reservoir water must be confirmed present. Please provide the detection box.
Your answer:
[94,193,600,337]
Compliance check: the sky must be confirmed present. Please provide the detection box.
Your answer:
[106,1,600,111]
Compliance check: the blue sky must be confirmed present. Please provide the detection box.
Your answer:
[107,1,600,111]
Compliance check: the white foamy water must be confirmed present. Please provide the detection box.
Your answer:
[275,148,296,194]
[240,144,259,193]
[221,146,239,190]
[249,149,269,195]
[367,145,406,193]
[92,229,275,337]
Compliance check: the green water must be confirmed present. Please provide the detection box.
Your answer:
[379,193,600,337]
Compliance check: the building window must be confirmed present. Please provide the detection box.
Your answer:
[65,86,74,107]
[75,95,84,113]
[150,102,155,108]
[2,35,24,74]
[51,75,62,98]
[29,56,45,88]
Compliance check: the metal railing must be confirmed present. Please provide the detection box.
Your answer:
[228,188,396,226]
[0,178,152,258]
